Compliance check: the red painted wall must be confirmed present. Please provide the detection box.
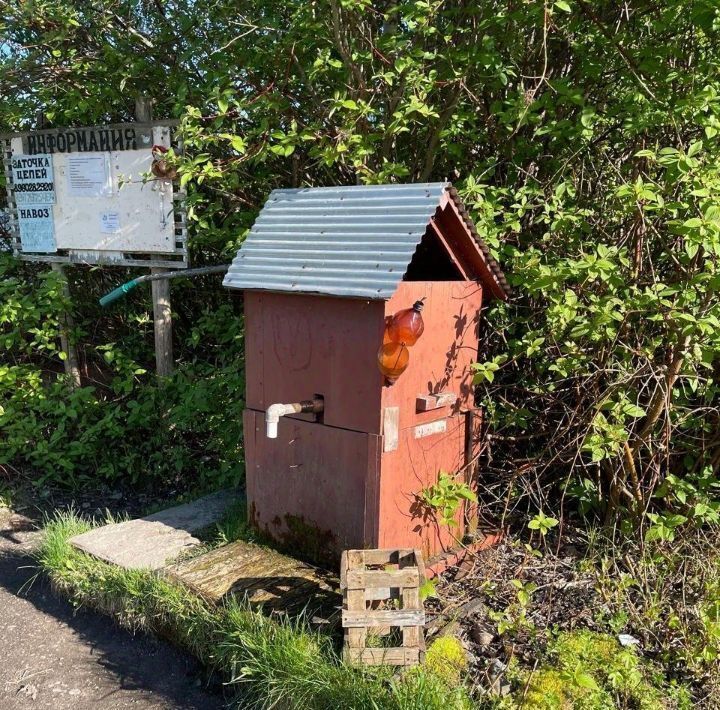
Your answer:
[378,281,484,556]
[244,410,381,556]
[244,291,385,433]
[381,281,482,416]
[242,280,484,561]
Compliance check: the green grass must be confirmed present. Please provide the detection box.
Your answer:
[36,511,473,710]
[213,497,256,546]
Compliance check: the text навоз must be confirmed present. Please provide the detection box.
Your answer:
[19,207,51,219]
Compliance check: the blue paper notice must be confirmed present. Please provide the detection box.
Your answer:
[11,153,55,205]
[17,205,56,253]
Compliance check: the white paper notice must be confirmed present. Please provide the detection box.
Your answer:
[67,155,111,197]
[100,211,121,234]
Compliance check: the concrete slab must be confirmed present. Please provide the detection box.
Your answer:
[69,490,242,571]
[164,540,340,615]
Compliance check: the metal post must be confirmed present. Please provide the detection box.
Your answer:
[51,262,81,388]
[136,95,173,377]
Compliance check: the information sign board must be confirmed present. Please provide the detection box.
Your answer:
[22,125,152,155]
[1,122,186,268]
[67,154,111,197]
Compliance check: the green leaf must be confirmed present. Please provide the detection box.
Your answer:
[229,136,246,153]
[419,578,438,600]
[573,668,599,690]
[622,403,646,418]
[687,140,703,157]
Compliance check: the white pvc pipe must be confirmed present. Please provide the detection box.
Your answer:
[265,402,304,439]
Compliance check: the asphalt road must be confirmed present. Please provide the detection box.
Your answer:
[0,508,226,709]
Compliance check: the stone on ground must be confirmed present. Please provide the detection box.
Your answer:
[69,490,242,570]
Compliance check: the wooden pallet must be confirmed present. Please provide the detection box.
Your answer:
[340,549,426,666]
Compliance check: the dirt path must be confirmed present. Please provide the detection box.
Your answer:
[0,509,226,709]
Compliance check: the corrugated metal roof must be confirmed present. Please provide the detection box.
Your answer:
[223,182,508,299]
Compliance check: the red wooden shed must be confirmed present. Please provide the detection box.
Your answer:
[224,182,508,563]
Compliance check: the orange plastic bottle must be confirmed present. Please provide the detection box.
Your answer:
[387,299,426,346]
[377,342,410,384]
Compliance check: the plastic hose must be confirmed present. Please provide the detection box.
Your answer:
[98,265,229,307]
[99,279,141,307]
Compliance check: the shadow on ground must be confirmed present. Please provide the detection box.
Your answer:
[0,512,228,710]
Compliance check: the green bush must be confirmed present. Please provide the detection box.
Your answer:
[593,529,720,701]
[507,630,691,710]
[0,254,245,491]
[1,1,719,528]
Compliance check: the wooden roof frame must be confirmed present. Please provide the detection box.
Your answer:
[423,191,509,301]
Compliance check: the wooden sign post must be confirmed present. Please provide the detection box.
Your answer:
[51,262,81,388]
[136,96,173,377]
[151,271,173,377]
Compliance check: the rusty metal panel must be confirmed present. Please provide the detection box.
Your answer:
[244,409,381,560]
